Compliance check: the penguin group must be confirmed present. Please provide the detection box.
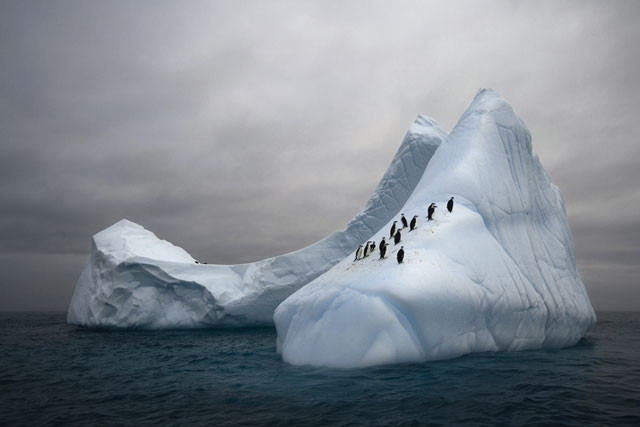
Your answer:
[352,196,455,265]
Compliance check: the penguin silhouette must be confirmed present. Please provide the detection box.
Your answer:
[394,229,402,245]
[363,241,371,257]
[410,215,418,231]
[397,246,405,264]
[401,214,408,229]
[447,197,454,213]
[379,238,387,259]
[428,203,437,221]
[354,245,363,261]
[390,221,398,239]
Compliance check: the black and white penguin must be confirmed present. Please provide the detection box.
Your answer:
[401,214,408,229]
[410,215,418,231]
[427,203,437,221]
[397,246,405,264]
[394,229,402,245]
[363,241,371,257]
[354,245,363,261]
[390,221,398,239]
[370,241,376,253]
[379,238,387,259]
[447,197,454,213]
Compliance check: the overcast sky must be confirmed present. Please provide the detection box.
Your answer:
[1,0,638,312]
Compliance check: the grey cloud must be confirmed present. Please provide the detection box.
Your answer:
[1,0,639,311]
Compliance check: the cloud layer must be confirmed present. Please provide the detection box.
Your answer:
[1,0,638,311]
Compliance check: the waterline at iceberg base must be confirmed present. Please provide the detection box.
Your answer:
[274,89,596,368]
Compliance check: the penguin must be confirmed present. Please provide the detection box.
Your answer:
[394,229,402,245]
[427,203,437,221]
[397,246,405,264]
[379,237,387,259]
[369,241,376,253]
[447,196,454,213]
[410,215,418,231]
[363,241,371,258]
[401,213,408,229]
[390,221,398,239]
[354,245,363,261]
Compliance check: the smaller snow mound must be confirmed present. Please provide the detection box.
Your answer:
[93,219,195,264]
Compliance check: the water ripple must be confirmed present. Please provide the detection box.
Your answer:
[0,312,639,425]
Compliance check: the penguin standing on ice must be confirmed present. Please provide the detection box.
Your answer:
[397,246,405,264]
[363,241,371,258]
[401,214,408,229]
[390,221,398,239]
[354,245,363,261]
[410,215,418,231]
[427,203,437,221]
[394,229,402,245]
[379,238,387,259]
[369,241,376,253]
[447,197,454,213]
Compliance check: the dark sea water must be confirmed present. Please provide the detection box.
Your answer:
[1,312,639,426]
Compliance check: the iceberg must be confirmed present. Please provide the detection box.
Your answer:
[274,89,596,368]
[67,116,447,328]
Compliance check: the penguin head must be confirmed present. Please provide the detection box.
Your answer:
[401,246,404,249]
[451,196,454,200]
[413,215,418,218]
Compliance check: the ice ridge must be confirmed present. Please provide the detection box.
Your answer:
[67,116,447,328]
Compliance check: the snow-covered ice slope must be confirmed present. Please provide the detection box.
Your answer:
[274,89,596,368]
[67,116,447,328]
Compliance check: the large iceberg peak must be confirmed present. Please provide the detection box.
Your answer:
[274,89,596,368]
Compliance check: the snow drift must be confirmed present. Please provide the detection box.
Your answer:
[67,116,447,328]
[274,89,596,368]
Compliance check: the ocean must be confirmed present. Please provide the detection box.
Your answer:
[1,312,639,426]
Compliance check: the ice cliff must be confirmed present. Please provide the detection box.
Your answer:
[274,89,596,368]
[67,116,447,328]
